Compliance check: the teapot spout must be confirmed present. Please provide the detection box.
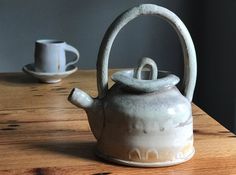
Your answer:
[68,88,94,110]
[68,88,104,140]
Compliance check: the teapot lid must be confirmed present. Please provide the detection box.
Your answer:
[111,57,180,93]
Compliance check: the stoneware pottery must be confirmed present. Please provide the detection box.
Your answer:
[68,4,197,167]
[34,39,79,73]
[23,39,79,83]
[23,64,77,83]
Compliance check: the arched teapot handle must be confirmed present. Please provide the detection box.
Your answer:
[97,4,197,102]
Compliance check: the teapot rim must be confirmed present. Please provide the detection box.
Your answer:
[111,69,180,93]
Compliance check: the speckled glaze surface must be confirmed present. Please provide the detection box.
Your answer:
[68,4,197,167]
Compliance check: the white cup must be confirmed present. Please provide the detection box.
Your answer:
[34,39,80,73]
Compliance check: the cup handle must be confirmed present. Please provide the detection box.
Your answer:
[64,44,80,68]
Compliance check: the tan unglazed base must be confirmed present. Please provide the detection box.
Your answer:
[95,148,195,167]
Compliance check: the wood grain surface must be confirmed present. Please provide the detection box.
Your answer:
[0,70,235,175]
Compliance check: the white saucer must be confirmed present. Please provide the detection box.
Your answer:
[22,63,78,83]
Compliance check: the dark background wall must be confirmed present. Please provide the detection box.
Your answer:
[192,1,236,134]
[0,0,236,134]
[0,0,191,76]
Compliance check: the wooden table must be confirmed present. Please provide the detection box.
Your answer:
[0,70,235,175]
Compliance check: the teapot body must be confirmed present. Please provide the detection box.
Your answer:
[68,4,197,167]
[96,84,194,166]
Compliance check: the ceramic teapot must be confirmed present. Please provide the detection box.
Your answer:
[68,4,197,167]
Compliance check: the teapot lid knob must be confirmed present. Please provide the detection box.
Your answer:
[134,57,158,80]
